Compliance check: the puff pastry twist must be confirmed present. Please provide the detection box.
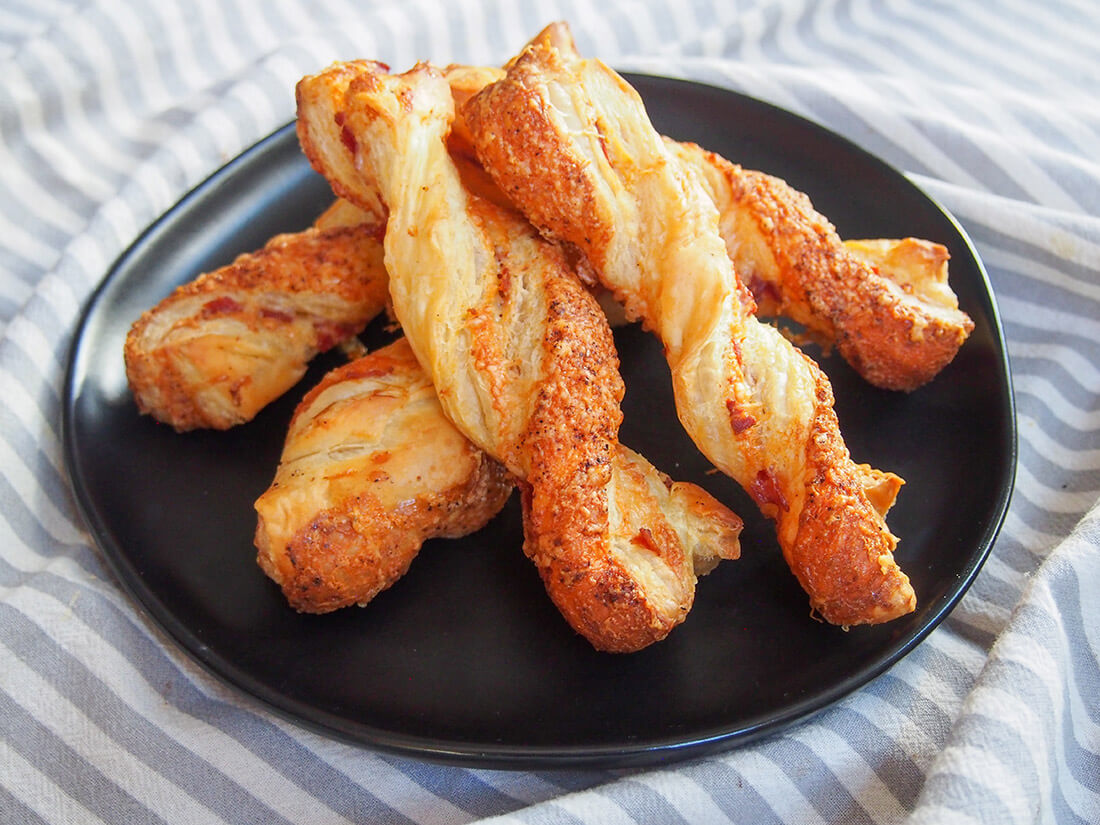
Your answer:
[124,222,389,430]
[668,140,973,391]
[465,24,915,625]
[254,337,513,612]
[296,61,742,651]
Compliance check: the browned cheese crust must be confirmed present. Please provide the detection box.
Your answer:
[296,60,742,651]
[305,61,972,392]
[294,59,391,224]
[254,337,513,612]
[124,222,390,431]
[464,23,915,626]
[670,140,974,391]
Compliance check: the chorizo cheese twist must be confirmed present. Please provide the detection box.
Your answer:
[124,220,389,431]
[254,337,514,613]
[296,60,742,652]
[465,24,915,625]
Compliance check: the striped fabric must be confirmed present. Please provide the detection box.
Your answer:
[2,0,1097,822]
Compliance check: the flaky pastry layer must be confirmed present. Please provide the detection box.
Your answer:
[254,337,513,612]
[124,223,389,430]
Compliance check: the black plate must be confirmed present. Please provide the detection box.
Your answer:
[62,75,1016,769]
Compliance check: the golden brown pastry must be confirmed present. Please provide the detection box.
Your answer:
[124,221,389,431]
[308,59,972,392]
[465,23,915,626]
[293,60,392,226]
[669,139,974,391]
[254,337,513,612]
[313,196,376,230]
[441,63,505,158]
[296,60,742,651]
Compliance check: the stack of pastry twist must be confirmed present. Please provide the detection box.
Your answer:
[124,23,973,652]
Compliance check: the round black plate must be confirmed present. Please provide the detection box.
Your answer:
[62,75,1015,769]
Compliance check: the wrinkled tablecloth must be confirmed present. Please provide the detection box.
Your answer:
[2,1,1097,823]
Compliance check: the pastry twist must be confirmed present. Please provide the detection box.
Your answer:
[124,221,389,430]
[465,24,915,625]
[296,61,742,651]
[668,139,973,391]
[254,337,513,612]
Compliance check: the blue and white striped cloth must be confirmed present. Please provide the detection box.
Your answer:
[2,1,1098,822]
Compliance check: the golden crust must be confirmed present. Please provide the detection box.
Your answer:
[294,59,391,221]
[672,140,974,391]
[123,222,390,431]
[306,58,970,391]
[791,362,911,624]
[254,338,513,612]
[465,24,915,625]
[297,60,742,651]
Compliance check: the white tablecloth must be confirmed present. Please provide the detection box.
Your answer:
[2,1,1098,823]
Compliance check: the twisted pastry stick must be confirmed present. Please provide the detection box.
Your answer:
[465,24,915,625]
[668,140,973,391]
[296,61,742,651]
[124,221,390,431]
[254,337,513,612]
